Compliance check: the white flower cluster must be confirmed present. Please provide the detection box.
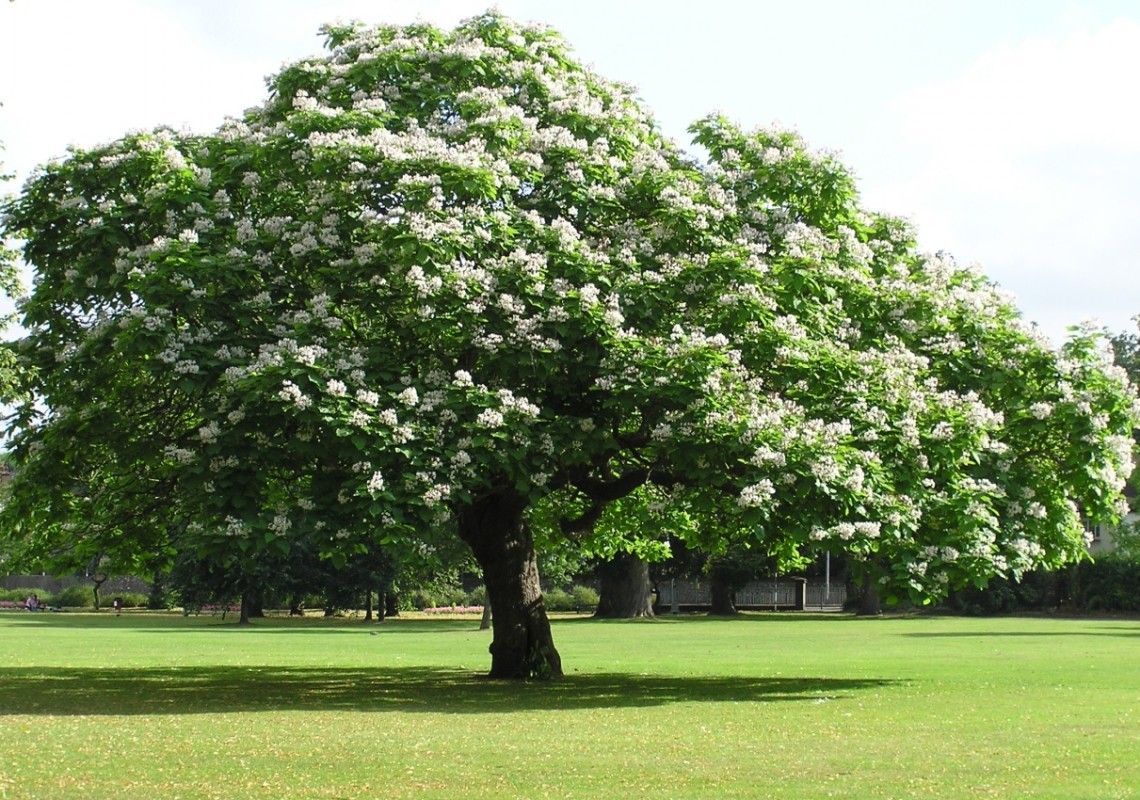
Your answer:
[737,480,775,509]
[278,381,312,410]
[367,471,386,493]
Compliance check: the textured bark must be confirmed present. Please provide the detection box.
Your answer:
[479,596,493,630]
[595,553,654,618]
[458,490,562,679]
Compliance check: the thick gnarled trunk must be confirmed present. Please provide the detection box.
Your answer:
[595,553,654,618]
[458,490,562,679]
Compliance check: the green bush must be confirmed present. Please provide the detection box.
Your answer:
[406,589,451,610]
[541,585,599,612]
[544,588,573,611]
[1073,555,1140,612]
[114,592,149,608]
[147,582,175,610]
[952,555,1140,615]
[571,584,599,611]
[54,586,94,608]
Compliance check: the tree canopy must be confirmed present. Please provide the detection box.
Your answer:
[2,13,1137,677]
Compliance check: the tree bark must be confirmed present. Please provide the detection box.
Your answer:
[375,587,387,622]
[91,573,108,611]
[594,553,654,618]
[857,571,882,616]
[479,596,493,631]
[239,591,252,625]
[457,490,562,679]
[709,577,739,616]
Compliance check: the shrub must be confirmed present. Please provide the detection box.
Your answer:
[571,585,599,611]
[544,588,573,611]
[55,586,95,608]
[1073,555,1140,612]
[406,589,444,611]
[115,592,148,608]
[147,582,175,610]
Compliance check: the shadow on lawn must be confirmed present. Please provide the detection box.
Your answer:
[0,665,893,717]
[1,614,486,634]
[901,628,1140,639]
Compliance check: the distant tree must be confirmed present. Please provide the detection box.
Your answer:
[1107,319,1140,555]
[1109,320,1140,386]
[1,14,1137,680]
[0,133,23,402]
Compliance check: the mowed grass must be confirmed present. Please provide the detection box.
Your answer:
[0,612,1137,799]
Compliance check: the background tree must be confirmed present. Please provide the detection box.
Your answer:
[1107,318,1140,555]
[0,132,24,403]
[2,14,1137,679]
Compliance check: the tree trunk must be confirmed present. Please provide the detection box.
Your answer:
[457,490,562,679]
[479,596,493,631]
[595,553,654,618]
[364,591,374,622]
[857,571,882,616]
[91,574,108,611]
[384,592,399,618]
[709,577,739,616]
[239,592,252,625]
[375,588,387,622]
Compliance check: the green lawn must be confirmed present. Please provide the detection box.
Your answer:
[0,611,1137,799]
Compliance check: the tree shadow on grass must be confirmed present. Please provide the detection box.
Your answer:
[901,628,1140,639]
[1,614,484,634]
[0,665,894,717]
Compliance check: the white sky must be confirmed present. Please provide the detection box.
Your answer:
[2,0,1138,345]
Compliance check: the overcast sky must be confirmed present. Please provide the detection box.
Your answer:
[2,0,1138,345]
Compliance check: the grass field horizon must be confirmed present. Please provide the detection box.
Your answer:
[1,611,1137,799]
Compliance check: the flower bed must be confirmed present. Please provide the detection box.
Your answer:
[421,605,484,615]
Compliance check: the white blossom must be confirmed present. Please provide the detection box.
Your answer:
[367,471,386,493]
[477,409,505,428]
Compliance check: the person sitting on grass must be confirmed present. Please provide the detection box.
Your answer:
[24,594,40,612]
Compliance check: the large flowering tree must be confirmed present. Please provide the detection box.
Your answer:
[2,14,1136,678]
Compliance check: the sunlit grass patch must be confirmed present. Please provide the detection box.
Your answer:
[1,612,1137,799]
